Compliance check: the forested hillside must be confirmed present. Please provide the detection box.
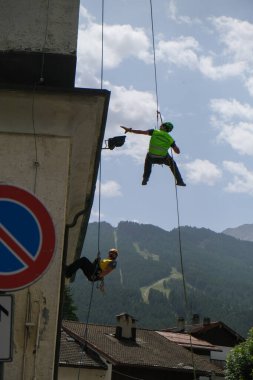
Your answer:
[70,221,253,337]
[223,223,253,242]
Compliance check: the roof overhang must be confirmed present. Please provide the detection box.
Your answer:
[0,84,110,263]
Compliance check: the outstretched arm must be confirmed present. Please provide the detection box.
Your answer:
[121,126,150,135]
[172,143,180,154]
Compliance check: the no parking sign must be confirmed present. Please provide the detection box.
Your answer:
[0,185,56,291]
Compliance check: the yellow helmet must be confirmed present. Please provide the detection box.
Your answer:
[109,248,118,259]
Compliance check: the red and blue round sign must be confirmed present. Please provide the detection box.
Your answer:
[0,185,56,291]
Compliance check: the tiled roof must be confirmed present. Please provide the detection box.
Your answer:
[167,321,244,342]
[62,321,224,376]
[59,328,107,369]
[157,331,221,351]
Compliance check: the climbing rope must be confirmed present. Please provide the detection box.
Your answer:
[149,0,160,129]
[31,0,50,195]
[31,85,39,194]
[149,1,197,376]
[40,0,50,83]
[76,3,105,378]
[170,150,197,379]
[100,0,104,89]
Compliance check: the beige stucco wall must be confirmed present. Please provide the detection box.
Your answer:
[0,87,110,264]
[0,0,80,54]
[2,133,70,380]
[0,85,109,379]
[58,364,112,380]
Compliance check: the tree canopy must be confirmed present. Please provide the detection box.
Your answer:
[225,328,253,380]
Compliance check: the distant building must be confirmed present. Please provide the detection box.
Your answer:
[164,314,245,369]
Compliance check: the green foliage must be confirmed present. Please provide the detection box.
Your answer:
[225,328,253,380]
[63,285,79,321]
[70,221,253,335]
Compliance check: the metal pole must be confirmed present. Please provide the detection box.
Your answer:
[0,291,5,380]
[0,363,4,380]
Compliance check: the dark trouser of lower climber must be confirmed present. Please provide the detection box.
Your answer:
[142,153,185,186]
[65,257,100,281]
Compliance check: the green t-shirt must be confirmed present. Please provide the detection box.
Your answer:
[148,129,175,156]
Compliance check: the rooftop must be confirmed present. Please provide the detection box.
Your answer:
[62,320,224,376]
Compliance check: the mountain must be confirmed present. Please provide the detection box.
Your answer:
[223,224,253,242]
[70,221,253,337]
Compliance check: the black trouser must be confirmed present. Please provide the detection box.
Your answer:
[66,257,99,281]
[143,153,184,183]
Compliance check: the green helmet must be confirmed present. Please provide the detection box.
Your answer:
[161,122,174,132]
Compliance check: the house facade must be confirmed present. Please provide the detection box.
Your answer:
[165,315,245,369]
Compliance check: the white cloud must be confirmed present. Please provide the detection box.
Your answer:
[199,56,245,80]
[100,180,122,198]
[106,84,157,162]
[217,121,253,156]
[156,35,245,81]
[156,37,200,69]
[166,0,201,25]
[223,161,253,195]
[210,16,253,93]
[79,4,95,22]
[184,159,222,185]
[76,6,151,86]
[210,99,253,156]
[76,7,253,92]
[210,16,253,64]
[245,76,253,97]
[91,210,105,219]
[210,98,253,121]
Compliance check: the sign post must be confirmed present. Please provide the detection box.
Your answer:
[0,184,56,291]
[0,185,56,379]
[0,295,13,362]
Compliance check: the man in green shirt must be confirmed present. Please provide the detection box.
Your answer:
[121,122,186,186]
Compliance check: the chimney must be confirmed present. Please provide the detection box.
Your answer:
[115,313,137,341]
[203,317,211,326]
[192,314,200,325]
[177,317,185,331]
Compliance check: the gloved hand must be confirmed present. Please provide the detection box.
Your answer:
[99,278,105,293]
[120,126,132,133]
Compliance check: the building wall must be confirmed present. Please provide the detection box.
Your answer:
[0,0,79,54]
[59,366,112,380]
[0,85,109,380]
[211,346,231,361]
[2,133,70,380]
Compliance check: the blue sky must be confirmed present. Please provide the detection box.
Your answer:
[76,0,253,233]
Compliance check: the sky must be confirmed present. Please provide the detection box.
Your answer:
[76,0,253,233]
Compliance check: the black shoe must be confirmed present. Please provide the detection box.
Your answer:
[176,181,186,187]
[142,178,148,185]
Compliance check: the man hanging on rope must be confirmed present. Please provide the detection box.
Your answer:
[65,248,118,282]
[121,122,186,186]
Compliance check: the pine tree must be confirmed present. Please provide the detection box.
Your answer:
[63,285,79,321]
